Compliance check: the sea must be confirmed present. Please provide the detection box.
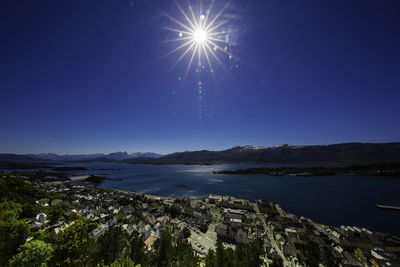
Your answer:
[7,162,400,237]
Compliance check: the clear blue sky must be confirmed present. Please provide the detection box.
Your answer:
[1,0,399,154]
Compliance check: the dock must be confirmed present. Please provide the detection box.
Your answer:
[376,204,400,211]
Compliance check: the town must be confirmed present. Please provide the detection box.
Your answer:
[6,173,394,267]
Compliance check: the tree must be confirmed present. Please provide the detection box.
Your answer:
[207,239,265,267]
[9,240,54,267]
[169,205,180,218]
[182,227,191,239]
[0,201,30,266]
[299,241,321,267]
[205,249,217,267]
[96,226,129,265]
[152,229,174,267]
[174,238,199,267]
[151,230,199,267]
[45,204,69,224]
[270,257,283,267]
[215,239,233,267]
[234,239,264,267]
[353,248,367,266]
[0,176,63,265]
[0,201,22,222]
[321,246,338,267]
[116,197,133,206]
[97,257,139,267]
[52,220,94,266]
[130,230,148,265]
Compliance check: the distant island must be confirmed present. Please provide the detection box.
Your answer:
[213,162,400,177]
[0,162,51,170]
[51,166,88,171]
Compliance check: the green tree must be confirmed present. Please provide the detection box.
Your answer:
[97,257,139,267]
[299,241,321,267]
[52,220,94,266]
[234,239,264,267]
[130,230,148,265]
[9,240,54,267]
[321,246,338,267]
[0,201,22,222]
[353,248,367,266]
[44,204,69,224]
[169,205,180,218]
[150,229,199,267]
[32,230,51,243]
[0,176,61,265]
[116,197,133,206]
[96,226,129,265]
[0,201,30,266]
[207,239,265,267]
[205,249,217,267]
[174,237,199,267]
[214,239,234,267]
[152,229,174,267]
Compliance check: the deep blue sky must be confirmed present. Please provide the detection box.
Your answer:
[1,0,399,154]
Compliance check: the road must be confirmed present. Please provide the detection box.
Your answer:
[254,204,289,267]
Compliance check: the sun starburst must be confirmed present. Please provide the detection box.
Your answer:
[163,1,232,77]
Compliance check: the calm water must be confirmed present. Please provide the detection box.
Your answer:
[24,162,400,236]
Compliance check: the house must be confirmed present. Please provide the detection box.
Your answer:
[90,224,109,240]
[35,213,47,224]
[29,222,42,232]
[207,194,223,204]
[64,209,79,221]
[144,236,158,249]
[215,223,228,239]
[235,228,249,244]
[121,205,135,215]
[37,198,50,206]
[122,224,137,236]
[154,222,161,230]
[147,215,156,226]
[156,216,165,224]
[141,224,152,241]
[51,199,64,206]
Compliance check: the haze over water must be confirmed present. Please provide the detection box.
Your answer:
[51,162,400,237]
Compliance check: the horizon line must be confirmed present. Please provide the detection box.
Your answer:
[1,140,400,156]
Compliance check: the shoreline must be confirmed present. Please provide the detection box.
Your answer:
[4,168,400,237]
[95,184,400,238]
[2,172,400,266]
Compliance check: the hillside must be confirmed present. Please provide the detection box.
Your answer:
[125,142,400,165]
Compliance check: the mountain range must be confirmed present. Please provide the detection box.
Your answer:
[24,151,163,161]
[124,142,400,165]
[1,142,400,165]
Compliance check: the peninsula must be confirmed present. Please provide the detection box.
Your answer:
[213,162,400,177]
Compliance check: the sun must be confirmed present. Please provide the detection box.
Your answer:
[163,1,233,76]
[193,27,208,44]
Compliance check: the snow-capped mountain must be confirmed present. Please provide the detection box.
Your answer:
[25,151,163,161]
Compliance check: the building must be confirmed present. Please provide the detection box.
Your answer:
[90,224,109,240]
